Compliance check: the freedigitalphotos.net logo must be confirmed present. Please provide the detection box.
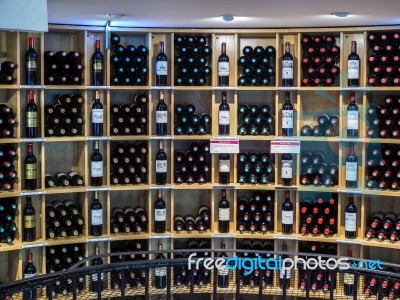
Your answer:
[188,254,384,275]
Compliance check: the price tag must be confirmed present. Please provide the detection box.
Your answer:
[210,139,239,154]
[271,140,300,153]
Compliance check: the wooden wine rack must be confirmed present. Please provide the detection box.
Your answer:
[0,24,400,298]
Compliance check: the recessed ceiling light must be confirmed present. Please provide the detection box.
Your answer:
[331,12,349,18]
[106,13,126,19]
[221,14,235,22]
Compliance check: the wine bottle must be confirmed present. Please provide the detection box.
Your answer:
[25,90,38,138]
[281,153,293,186]
[345,196,357,239]
[348,41,360,87]
[282,92,294,136]
[25,143,37,190]
[155,140,167,185]
[219,153,230,184]
[90,245,104,292]
[346,143,358,188]
[91,191,103,236]
[23,252,37,299]
[25,38,38,85]
[347,92,359,137]
[218,189,230,233]
[218,42,229,86]
[344,250,355,296]
[67,171,84,186]
[219,91,230,135]
[282,191,293,234]
[154,243,167,289]
[217,243,229,288]
[154,190,166,233]
[91,40,104,86]
[155,41,168,86]
[91,90,103,136]
[282,42,294,86]
[91,141,103,186]
[23,196,36,242]
[156,91,168,135]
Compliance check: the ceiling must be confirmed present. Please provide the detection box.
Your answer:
[47,0,400,29]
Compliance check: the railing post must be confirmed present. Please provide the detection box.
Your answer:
[120,269,126,300]
[213,263,218,298]
[72,276,77,300]
[145,268,150,300]
[329,270,335,300]
[236,268,240,299]
[166,263,171,300]
[258,269,264,300]
[353,271,358,300]
[282,270,287,300]
[189,268,195,297]
[306,268,311,299]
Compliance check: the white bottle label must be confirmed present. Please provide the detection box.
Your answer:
[218,263,229,275]
[280,269,291,279]
[346,162,358,181]
[282,110,293,129]
[219,208,230,221]
[92,273,104,281]
[156,160,167,173]
[91,209,103,226]
[91,161,103,177]
[155,267,167,276]
[282,60,293,79]
[92,109,103,123]
[282,210,293,225]
[344,273,355,284]
[156,61,168,76]
[347,111,359,130]
[155,208,166,221]
[219,160,230,172]
[219,111,230,125]
[348,60,359,79]
[156,111,168,124]
[24,273,37,279]
[281,160,293,179]
[345,212,357,232]
[218,62,230,76]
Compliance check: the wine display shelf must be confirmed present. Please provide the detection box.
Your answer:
[0,25,400,292]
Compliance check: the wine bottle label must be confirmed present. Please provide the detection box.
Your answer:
[282,210,293,224]
[91,161,103,177]
[282,110,293,129]
[347,111,359,130]
[156,111,168,124]
[91,209,103,225]
[282,60,293,79]
[348,60,359,79]
[279,269,291,279]
[26,59,38,71]
[26,111,38,127]
[24,215,36,228]
[219,111,230,125]
[93,60,103,71]
[345,212,357,231]
[92,109,104,123]
[155,266,167,276]
[155,208,166,221]
[218,62,230,76]
[156,160,167,173]
[346,162,358,181]
[219,208,230,221]
[344,273,355,284]
[24,272,37,279]
[25,163,37,180]
[217,264,229,276]
[219,159,230,172]
[156,61,168,75]
[92,272,104,281]
[281,160,293,178]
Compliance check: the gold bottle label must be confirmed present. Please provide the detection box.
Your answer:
[26,112,38,127]
[24,215,36,228]
[25,163,37,180]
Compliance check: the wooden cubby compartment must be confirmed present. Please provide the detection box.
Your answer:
[275,189,297,235]
[213,34,236,87]
[150,188,171,234]
[150,139,172,185]
[19,32,42,87]
[278,34,298,87]
[212,90,236,136]
[340,142,364,189]
[277,90,298,138]
[151,33,172,86]
[0,250,21,284]
[21,194,44,243]
[338,193,362,240]
[212,188,235,234]
[20,141,43,192]
[340,90,365,138]
[0,89,20,139]
[341,32,367,87]
[0,31,19,86]
[151,89,171,136]
[87,191,108,238]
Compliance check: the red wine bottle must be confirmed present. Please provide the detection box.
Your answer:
[282,92,294,136]
[347,92,359,137]
[91,90,103,136]
[219,153,230,184]
[23,195,36,242]
[25,143,37,190]
[346,143,358,188]
[91,141,103,186]
[155,140,167,185]
[282,42,294,86]
[282,191,293,234]
[154,189,166,233]
[25,38,38,85]
[344,250,355,296]
[154,243,167,288]
[91,191,103,236]
[218,42,229,86]
[217,243,229,287]
[345,196,357,239]
[91,40,104,86]
[156,91,168,135]
[218,189,230,233]
[218,91,230,135]
[24,252,37,299]
[347,41,360,87]
[25,90,38,138]
[281,153,293,186]
[90,245,104,292]
[155,41,168,86]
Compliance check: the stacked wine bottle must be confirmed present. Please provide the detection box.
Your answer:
[365,144,400,190]
[110,206,148,234]
[110,34,149,86]
[0,104,16,138]
[0,61,17,84]
[44,93,84,137]
[0,198,17,244]
[110,142,148,185]
[237,103,275,136]
[174,141,211,184]
[237,151,274,184]
[299,196,338,236]
[367,32,400,86]
[300,151,339,187]
[364,270,400,298]
[367,95,400,139]
[174,35,212,86]
[300,114,340,137]
[46,200,84,238]
[174,205,210,232]
[0,145,17,190]
[174,104,211,135]
[110,93,148,136]
[301,35,341,86]
[45,171,84,188]
[238,45,276,86]
[365,211,400,242]
[44,50,84,85]
[237,191,274,234]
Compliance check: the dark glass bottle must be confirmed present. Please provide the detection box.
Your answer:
[219,91,230,135]
[91,40,104,86]
[155,41,168,86]
[23,252,37,300]
[218,189,230,233]
[282,92,294,136]
[218,42,230,86]
[344,250,355,296]
[25,143,37,190]
[347,92,359,137]
[25,38,39,85]
[154,189,166,233]
[154,243,167,288]
[282,42,294,86]
[345,196,357,239]
[23,196,36,242]
[282,191,293,234]
[219,153,230,184]
[281,153,293,186]
[155,140,167,185]
[25,90,38,138]
[217,243,229,288]
[91,141,103,186]
[346,143,358,188]
[90,245,104,292]
[91,90,103,136]
[91,191,103,236]
[156,91,168,135]
[348,41,360,87]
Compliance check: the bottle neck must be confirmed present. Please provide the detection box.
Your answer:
[28,253,33,264]
[221,43,226,54]
[159,42,164,53]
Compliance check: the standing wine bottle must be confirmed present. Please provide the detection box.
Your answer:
[91,191,103,236]
[345,196,357,239]
[217,243,229,288]
[154,190,166,233]
[219,91,230,135]
[282,42,294,86]
[282,191,293,234]
[282,92,294,136]
[155,140,167,185]
[91,40,104,86]
[25,143,37,190]
[219,153,230,184]
[346,143,358,188]
[91,141,103,186]
[25,37,38,85]
[155,41,168,86]
[156,91,168,135]
[218,42,230,86]
[281,153,293,186]
[90,245,104,292]
[344,250,355,296]
[23,196,36,242]
[25,90,38,138]
[348,41,360,87]
[347,92,359,137]
[23,252,37,300]
[154,243,167,289]
[91,90,103,136]
[218,189,230,233]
